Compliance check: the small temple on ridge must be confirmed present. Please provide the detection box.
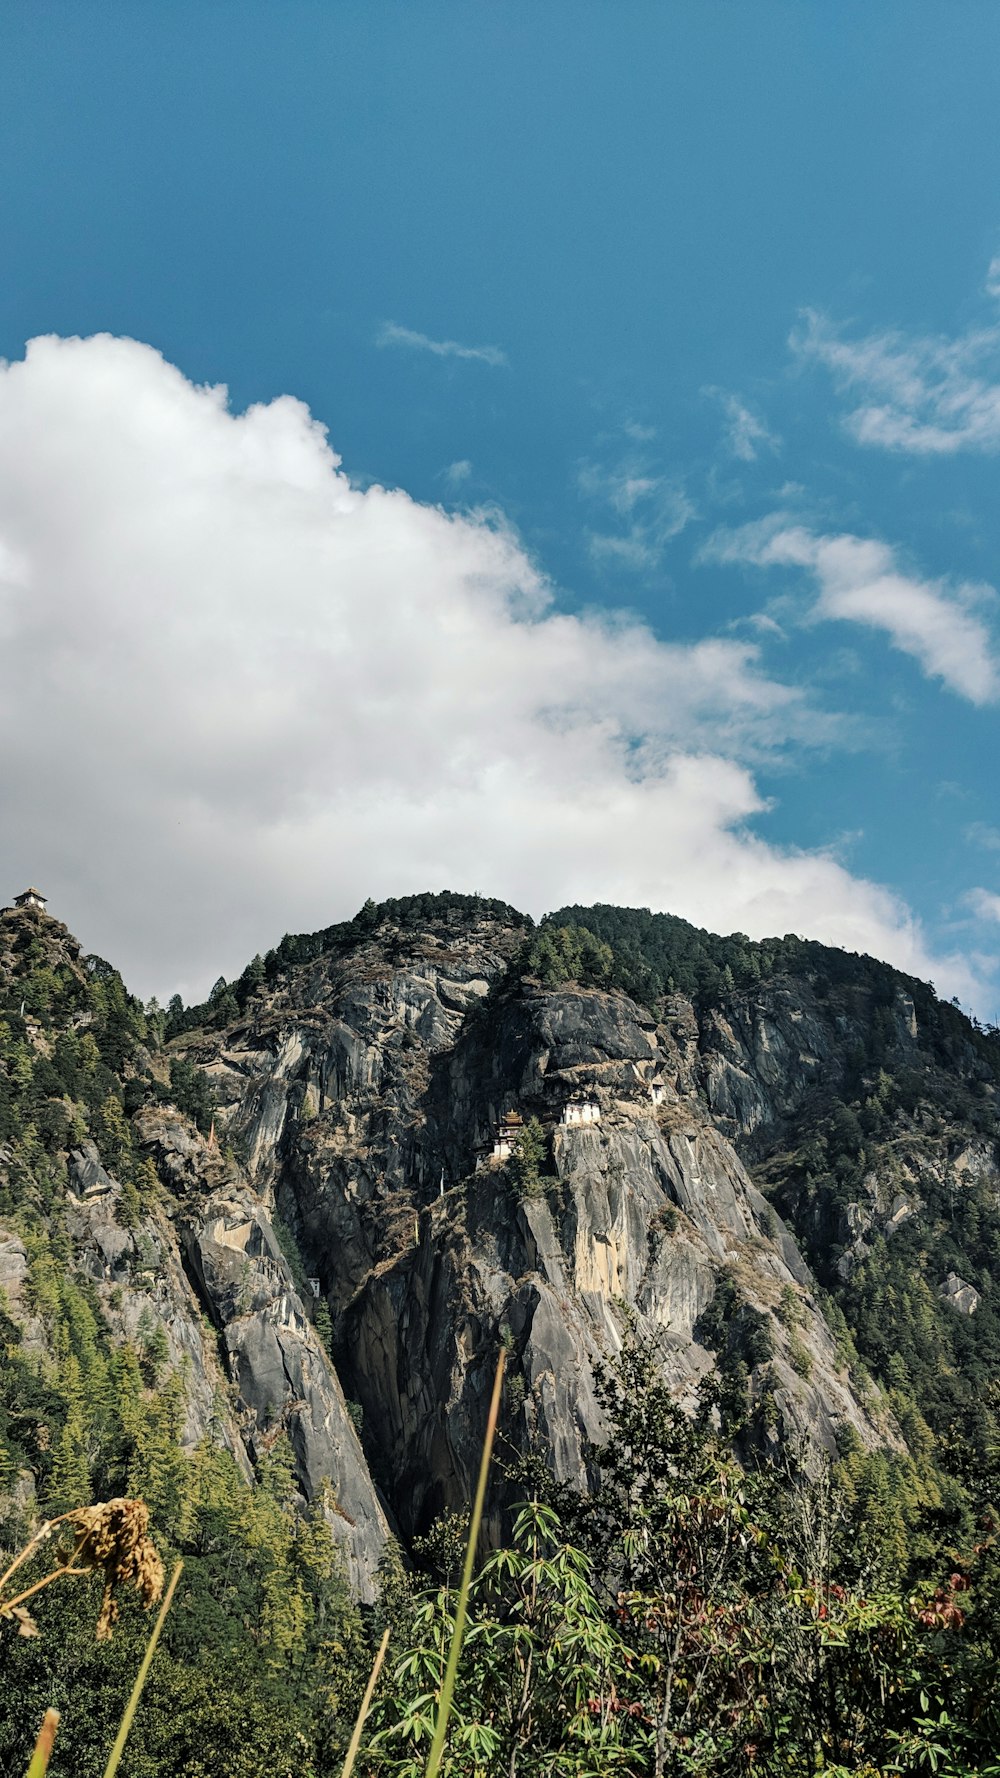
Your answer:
[13,888,47,912]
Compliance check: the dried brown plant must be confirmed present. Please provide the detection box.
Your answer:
[0,1496,165,1640]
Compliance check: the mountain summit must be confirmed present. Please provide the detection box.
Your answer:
[3,890,998,1599]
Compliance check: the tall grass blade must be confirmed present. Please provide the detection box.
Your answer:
[424,1349,505,1778]
[101,1559,183,1778]
[24,1708,59,1778]
[339,1625,391,1778]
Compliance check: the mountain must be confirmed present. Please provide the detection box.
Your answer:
[3,886,998,1618]
[546,902,1000,1445]
[174,898,892,1566]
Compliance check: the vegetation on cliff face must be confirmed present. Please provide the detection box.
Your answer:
[3,894,1000,1771]
[545,901,1000,1045]
[546,903,1000,1455]
[164,891,534,1039]
[544,902,836,1007]
[0,906,366,1772]
[516,922,614,988]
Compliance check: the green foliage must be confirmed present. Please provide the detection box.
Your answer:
[206,976,240,1027]
[544,901,816,1007]
[506,1116,555,1201]
[517,923,614,988]
[0,908,372,1777]
[268,1211,312,1299]
[0,928,150,1179]
[366,1336,1000,1776]
[695,1272,775,1433]
[165,1057,216,1133]
[544,902,1000,1080]
[4,1321,1000,1776]
[314,1299,335,1358]
[651,1201,679,1238]
[788,1334,813,1379]
[163,890,534,1033]
[767,1076,1000,1445]
[0,1423,365,1776]
[370,1500,629,1777]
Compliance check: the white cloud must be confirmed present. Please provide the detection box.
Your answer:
[0,333,987,1009]
[706,518,1000,705]
[622,419,657,443]
[587,531,665,572]
[966,821,1000,852]
[966,887,1000,924]
[579,458,695,571]
[792,278,1000,454]
[376,321,506,367]
[443,459,472,486]
[704,387,780,461]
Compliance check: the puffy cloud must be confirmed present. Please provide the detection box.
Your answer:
[376,321,506,367]
[706,518,1000,705]
[0,333,986,1006]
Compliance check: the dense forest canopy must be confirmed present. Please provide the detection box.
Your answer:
[545,902,1000,1057]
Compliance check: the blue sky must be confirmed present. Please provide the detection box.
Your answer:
[2,3,1000,1011]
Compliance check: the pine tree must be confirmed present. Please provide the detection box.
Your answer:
[46,1352,91,1509]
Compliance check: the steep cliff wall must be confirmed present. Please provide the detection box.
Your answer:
[176,908,897,1541]
[0,904,390,1596]
[6,892,997,1591]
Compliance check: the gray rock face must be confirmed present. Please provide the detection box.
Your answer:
[0,1231,28,1304]
[69,1141,118,1199]
[62,1132,248,1459]
[699,980,919,1150]
[940,1271,980,1316]
[1,1098,390,1593]
[0,1231,45,1358]
[5,902,941,1599]
[179,916,894,1547]
[700,985,834,1141]
[130,1104,390,1595]
[828,1136,1000,1281]
[182,1185,390,1596]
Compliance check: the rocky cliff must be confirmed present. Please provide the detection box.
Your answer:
[167,903,901,1558]
[4,891,998,1597]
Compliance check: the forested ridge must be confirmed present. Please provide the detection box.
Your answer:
[1,892,1000,1774]
[0,905,366,1773]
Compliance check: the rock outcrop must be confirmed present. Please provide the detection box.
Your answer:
[173,908,896,1543]
[134,1104,391,1595]
[940,1272,980,1316]
[12,893,997,1592]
